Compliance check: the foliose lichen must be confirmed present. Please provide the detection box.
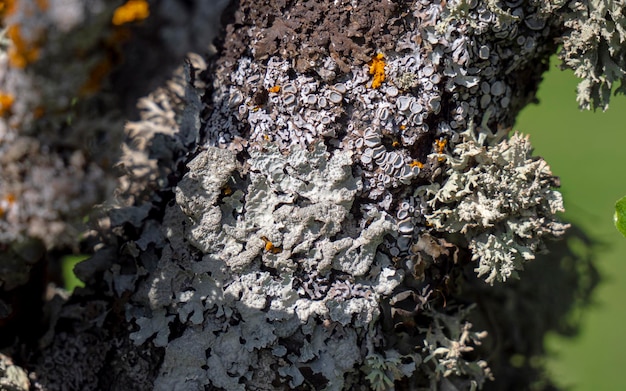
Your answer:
[128,140,406,389]
[2,0,594,389]
[558,0,626,110]
[420,306,492,390]
[96,0,570,388]
[362,350,420,391]
[0,0,229,249]
[418,126,569,284]
[0,353,30,391]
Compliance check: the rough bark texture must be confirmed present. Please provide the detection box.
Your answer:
[0,0,615,390]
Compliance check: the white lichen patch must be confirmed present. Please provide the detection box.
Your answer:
[134,141,402,389]
[418,127,569,284]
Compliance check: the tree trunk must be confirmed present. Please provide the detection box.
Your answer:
[1,0,614,390]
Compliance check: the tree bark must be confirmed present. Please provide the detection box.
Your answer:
[0,0,612,390]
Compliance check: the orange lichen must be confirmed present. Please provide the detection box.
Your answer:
[0,0,17,16]
[0,193,16,218]
[112,0,149,26]
[369,53,386,89]
[0,1,9,16]
[0,93,14,116]
[409,160,424,169]
[4,0,51,68]
[261,236,282,254]
[222,185,233,196]
[268,85,281,93]
[7,25,41,68]
[392,140,400,148]
[399,125,407,130]
[435,138,447,154]
[435,138,447,162]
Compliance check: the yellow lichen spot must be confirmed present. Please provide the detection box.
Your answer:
[261,236,282,254]
[263,134,270,141]
[0,93,14,117]
[112,0,149,26]
[435,139,447,162]
[222,185,233,196]
[368,53,386,89]
[268,85,281,93]
[7,25,40,68]
[435,138,447,154]
[399,125,407,130]
[409,160,424,169]
[392,140,400,148]
[0,193,16,218]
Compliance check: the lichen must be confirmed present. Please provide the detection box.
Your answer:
[418,126,569,284]
[112,0,149,26]
[5,0,595,390]
[0,353,30,391]
[126,140,401,389]
[96,0,573,388]
[369,53,387,89]
[33,331,109,391]
[363,350,419,391]
[420,306,492,389]
[248,0,396,73]
[558,0,626,110]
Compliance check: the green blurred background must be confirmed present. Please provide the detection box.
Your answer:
[516,57,626,390]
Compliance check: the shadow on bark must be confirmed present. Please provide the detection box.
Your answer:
[462,223,600,390]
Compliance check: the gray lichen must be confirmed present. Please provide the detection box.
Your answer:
[363,350,420,391]
[0,0,603,390]
[418,126,569,284]
[421,306,492,390]
[131,140,403,389]
[94,0,569,389]
[0,0,229,249]
[0,353,30,391]
[558,0,626,110]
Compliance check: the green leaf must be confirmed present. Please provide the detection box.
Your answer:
[614,196,626,237]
